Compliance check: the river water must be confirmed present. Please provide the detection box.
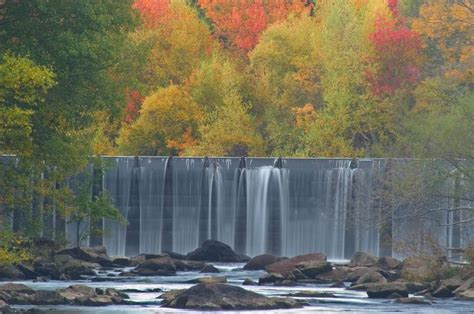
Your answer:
[9,263,473,313]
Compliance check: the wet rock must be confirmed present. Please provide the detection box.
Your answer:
[61,259,97,279]
[394,297,432,305]
[0,265,25,280]
[187,276,227,284]
[30,291,66,305]
[403,281,431,294]
[160,283,302,310]
[377,256,401,270]
[242,278,258,286]
[367,282,409,298]
[348,252,377,267]
[57,285,97,302]
[0,283,35,304]
[186,240,245,263]
[286,291,335,298]
[199,264,219,273]
[348,283,373,291]
[104,288,129,300]
[400,255,446,282]
[346,267,378,282]
[129,255,146,265]
[287,268,307,281]
[238,254,251,262]
[330,281,346,288]
[160,289,186,303]
[112,257,133,267]
[355,271,387,285]
[433,277,464,297]
[77,295,114,306]
[33,258,60,279]
[316,267,350,282]
[163,251,187,260]
[258,273,285,285]
[134,255,176,276]
[17,264,39,280]
[455,289,474,301]
[173,260,206,272]
[265,253,326,275]
[244,254,281,270]
[295,261,332,278]
[56,246,113,267]
[0,299,9,311]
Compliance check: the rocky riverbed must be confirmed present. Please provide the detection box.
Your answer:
[0,239,473,313]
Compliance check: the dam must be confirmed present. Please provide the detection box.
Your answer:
[56,157,471,259]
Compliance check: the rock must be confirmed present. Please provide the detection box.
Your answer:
[433,277,464,297]
[244,254,281,270]
[186,240,244,263]
[346,267,378,282]
[355,271,387,285]
[33,258,60,279]
[129,255,146,265]
[242,278,258,286]
[163,251,187,260]
[386,292,404,299]
[134,255,176,276]
[17,264,39,280]
[286,291,335,298]
[348,283,373,291]
[0,300,9,311]
[187,276,227,284]
[287,268,307,281]
[57,285,97,302]
[330,281,346,288]
[104,288,129,300]
[199,264,219,273]
[61,259,97,279]
[394,297,432,305]
[161,283,302,310]
[0,265,25,280]
[454,277,474,300]
[265,253,326,275]
[455,289,474,301]
[316,267,350,282]
[112,257,133,267]
[77,295,114,306]
[367,282,409,298]
[30,290,66,305]
[160,289,186,303]
[0,283,35,305]
[173,260,206,271]
[259,273,285,285]
[348,252,378,267]
[400,255,446,282]
[56,246,113,267]
[404,282,431,294]
[295,261,332,278]
[377,256,402,270]
[238,254,251,262]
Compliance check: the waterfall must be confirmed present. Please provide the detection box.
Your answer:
[4,155,471,259]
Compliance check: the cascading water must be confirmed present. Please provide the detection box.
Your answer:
[5,156,471,260]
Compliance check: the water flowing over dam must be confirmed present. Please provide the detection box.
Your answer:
[59,157,470,259]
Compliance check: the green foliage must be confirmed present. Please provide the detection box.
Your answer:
[0,231,31,265]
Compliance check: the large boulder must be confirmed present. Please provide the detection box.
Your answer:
[187,276,227,284]
[259,273,286,285]
[400,255,446,282]
[367,282,409,298]
[30,290,66,305]
[200,264,219,273]
[173,260,206,272]
[265,253,326,275]
[56,246,113,267]
[377,256,402,270]
[33,257,60,279]
[57,284,97,302]
[0,265,25,280]
[355,271,387,285]
[433,277,464,297]
[134,255,176,276]
[0,283,35,304]
[454,277,474,300]
[186,240,244,263]
[349,252,378,267]
[161,283,302,310]
[244,254,281,270]
[295,261,332,278]
[346,267,380,282]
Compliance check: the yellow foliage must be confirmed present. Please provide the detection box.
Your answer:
[117,85,203,155]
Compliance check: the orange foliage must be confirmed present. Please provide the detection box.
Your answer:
[199,0,311,54]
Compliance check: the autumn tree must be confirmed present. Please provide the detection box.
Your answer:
[117,85,203,156]
[199,0,311,55]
